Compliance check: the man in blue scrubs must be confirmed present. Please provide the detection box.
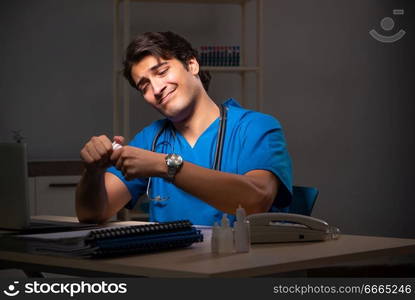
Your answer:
[76,32,292,225]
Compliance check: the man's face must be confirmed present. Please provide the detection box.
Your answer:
[130,55,201,122]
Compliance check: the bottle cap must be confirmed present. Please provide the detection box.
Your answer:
[221,213,229,227]
[112,141,122,150]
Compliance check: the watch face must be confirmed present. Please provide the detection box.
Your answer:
[167,154,183,167]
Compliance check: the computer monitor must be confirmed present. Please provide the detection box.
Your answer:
[0,142,30,230]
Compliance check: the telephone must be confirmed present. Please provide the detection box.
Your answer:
[246,213,340,243]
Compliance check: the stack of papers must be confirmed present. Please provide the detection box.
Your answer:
[13,220,204,258]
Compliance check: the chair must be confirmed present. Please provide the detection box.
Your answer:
[287,185,319,216]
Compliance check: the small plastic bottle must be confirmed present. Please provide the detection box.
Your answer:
[211,222,220,254]
[218,214,234,254]
[234,205,251,253]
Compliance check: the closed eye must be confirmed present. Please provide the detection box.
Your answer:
[157,67,168,76]
[136,64,169,94]
[138,82,149,94]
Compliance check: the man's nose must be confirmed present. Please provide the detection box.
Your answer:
[151,78,166,98]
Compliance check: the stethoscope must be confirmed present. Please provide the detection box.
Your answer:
[145,104,228,202]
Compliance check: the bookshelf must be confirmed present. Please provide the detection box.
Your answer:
[113,0,263,140]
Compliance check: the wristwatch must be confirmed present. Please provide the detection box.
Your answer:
[165,154,183,182]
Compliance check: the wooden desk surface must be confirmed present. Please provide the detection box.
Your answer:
[1,216,415,277]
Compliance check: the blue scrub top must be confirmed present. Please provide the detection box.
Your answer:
[107,99,293,225]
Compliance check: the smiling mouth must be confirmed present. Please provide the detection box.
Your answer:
[159,89,176,105]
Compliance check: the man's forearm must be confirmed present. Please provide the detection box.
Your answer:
[173,161,276,215]
[109,147,278,216]
[75,169,109,223]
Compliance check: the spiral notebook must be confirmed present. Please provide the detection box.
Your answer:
[15,220,204,258]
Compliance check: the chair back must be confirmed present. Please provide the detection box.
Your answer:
[287,186,319,216]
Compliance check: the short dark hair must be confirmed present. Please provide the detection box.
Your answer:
[123,31,211,92]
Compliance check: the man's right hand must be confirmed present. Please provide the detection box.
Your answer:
[77,135,130,224]
[80,135,125,172]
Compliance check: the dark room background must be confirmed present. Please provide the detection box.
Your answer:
[1,0,414,238]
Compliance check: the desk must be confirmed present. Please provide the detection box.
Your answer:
[1,217,415,277]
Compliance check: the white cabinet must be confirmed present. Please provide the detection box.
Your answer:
[31,176,80,217]
[28,177,36,217]
[27,161,141,221]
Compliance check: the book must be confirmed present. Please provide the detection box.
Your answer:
[14,220,204,258]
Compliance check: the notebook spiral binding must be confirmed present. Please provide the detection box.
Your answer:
[84,220,203,258]
[87,220,192,240]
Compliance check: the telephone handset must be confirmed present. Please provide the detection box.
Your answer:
[246,212,340,243]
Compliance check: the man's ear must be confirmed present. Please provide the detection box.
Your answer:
[187,57,199,76]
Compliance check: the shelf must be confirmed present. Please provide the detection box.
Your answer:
[201,66,259,72]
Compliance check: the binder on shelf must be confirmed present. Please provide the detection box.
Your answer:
[14,220,203,258]
[199,45,240,67]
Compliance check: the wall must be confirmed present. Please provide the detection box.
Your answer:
[263,0,415,238]
[1,0,414,238]
[0,0,113,160]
